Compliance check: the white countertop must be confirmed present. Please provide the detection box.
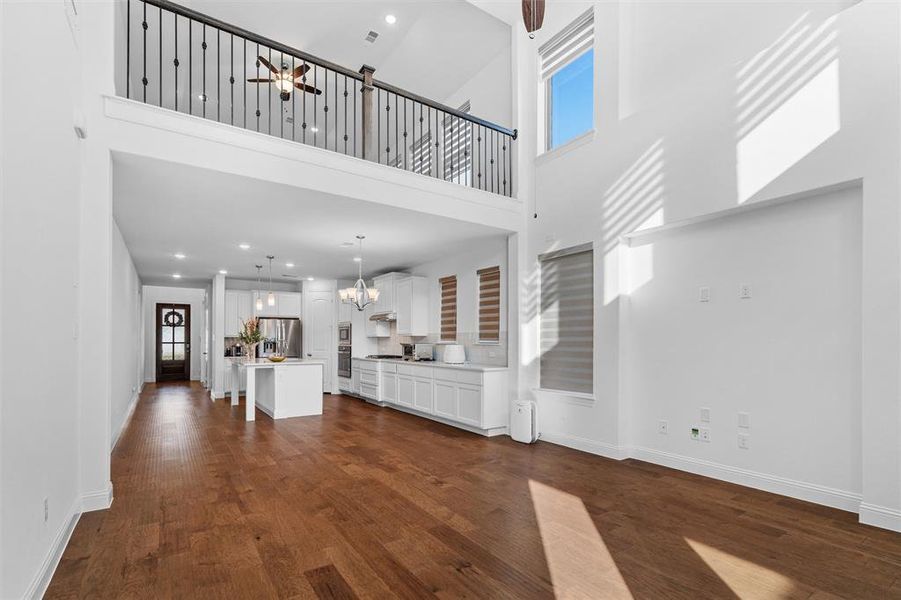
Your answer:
[229,358,326,368]
[352,357,507,372]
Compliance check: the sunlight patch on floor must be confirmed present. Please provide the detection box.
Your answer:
[529,479,632,599]
[685,538,800,599]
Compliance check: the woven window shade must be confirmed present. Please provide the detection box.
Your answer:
[478,266,501,342]
[439,275,457,341]
[539,9,594,80]
[539,246,593,394]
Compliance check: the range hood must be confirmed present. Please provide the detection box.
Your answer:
[369,311,396,322]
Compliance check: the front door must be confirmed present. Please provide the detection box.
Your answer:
[156,303,191,382]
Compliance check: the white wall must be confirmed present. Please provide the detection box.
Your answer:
[511,0,901,527]
[111,222,144,449]
[444,45,513,130]
[0,2,84,597]
[626,186,862,505]
[142,285,206,382]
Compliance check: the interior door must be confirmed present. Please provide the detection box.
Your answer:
[304,289,334,392]
[156,303,191,382]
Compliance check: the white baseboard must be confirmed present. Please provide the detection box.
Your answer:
[111,384,143,451]
[24,497,82,600]
[538,431,630,460]
[81,481,114,512]
[630,446,862,513]
[859,503,901,532]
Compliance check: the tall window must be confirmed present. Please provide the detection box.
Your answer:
[439,275,458,342]
[540,9,594,151]
[477,266,501,342]
[539,244,593,394]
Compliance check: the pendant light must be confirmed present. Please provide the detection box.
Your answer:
[266,255,276,307]
[340,235,380,311]
[254,265,264,311]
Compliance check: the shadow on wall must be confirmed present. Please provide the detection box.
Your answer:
[736,11,840,203]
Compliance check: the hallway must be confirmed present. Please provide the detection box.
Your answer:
[46,383,901,599]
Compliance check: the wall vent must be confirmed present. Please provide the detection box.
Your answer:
[365,30,379,43]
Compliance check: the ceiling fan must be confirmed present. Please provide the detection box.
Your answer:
[247,55,322,101]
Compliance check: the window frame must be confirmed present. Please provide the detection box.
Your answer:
[439,275,458,342]
[476,266,502,344]
[544,48,594,152]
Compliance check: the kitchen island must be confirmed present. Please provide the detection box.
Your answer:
[229,358,324,421]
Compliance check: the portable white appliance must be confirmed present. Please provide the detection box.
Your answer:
[443,344,466,364]
[511,401,539,444]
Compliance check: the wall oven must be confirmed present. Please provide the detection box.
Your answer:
[338,322,351,344]
[338,345,351,378]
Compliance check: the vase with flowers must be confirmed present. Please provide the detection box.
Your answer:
[238,317,264,362]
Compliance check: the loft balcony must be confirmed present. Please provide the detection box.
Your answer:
[121,0,518,198]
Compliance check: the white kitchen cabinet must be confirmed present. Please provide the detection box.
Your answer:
[434,380,457,419]
[456,385,482,427]
[372,273,396,314]
[225,290,253,336]
[277,292,302,317]
[397,375,414,407]
[413,377,434,413]
[351,365,361,395]
[395,276,429,337]
[381,371,398,404]
[337,293,353,323]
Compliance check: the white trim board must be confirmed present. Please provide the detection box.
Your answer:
[622,178,862,247]
[23,498,81,600]
[859,503,901,532]
[112,383,143,451]
[81,482,114,513]
[538,431,629,460]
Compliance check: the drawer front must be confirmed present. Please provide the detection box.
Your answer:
[360,383,378,400]
[359,363,379,373]
[381,362,398,373]
[360,371,379,385]
[433,367,457,383]
[396,364,419,377]
[456,370,483,386]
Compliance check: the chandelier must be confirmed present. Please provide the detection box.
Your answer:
[339,235,380,311]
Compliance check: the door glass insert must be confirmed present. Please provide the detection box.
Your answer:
[161,308,186,364]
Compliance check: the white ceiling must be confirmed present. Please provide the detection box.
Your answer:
[181,0,511,103]
[112,153,508,286]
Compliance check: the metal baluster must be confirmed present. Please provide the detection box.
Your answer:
[229,34,234,125]
[126,0,131,99]
[280,51,284,139]
[173,12,177,111]
[377,88,381,164]
[502,135,507,196]
[323,66,328,148]
[343,76,348,155]
[334,71,338,152]
[159,5,162,107]
[255,45,260,131]
[403,97,407,171]
[385,92,391,164]
[313,65,318,147]
[141,2,147,102]
[292,56,296,141]
[470,123,475,188]
[217,29,220,121]
[302,59,307,144]
[202,24,206,117]
[188,19,192,114]
[394,93,399,168]
[243,38,247,129]
[353,78,357,158]
[268,47,272,134]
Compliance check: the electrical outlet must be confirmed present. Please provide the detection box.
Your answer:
[699,286,710,303]
[700,428,711,443]
[43,498,49,523]
[739,283,752,299]
[738,412,750,429]
[657,420,668,435]
[690,427,700,441]
[700,407,710,423]
[738,433,750,449]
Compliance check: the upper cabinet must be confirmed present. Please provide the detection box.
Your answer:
[225,290,253,336]
[250,290,303,319]
[396,276,429,337]
[372,272,404,315]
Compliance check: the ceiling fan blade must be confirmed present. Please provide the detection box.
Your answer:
[294,82,322,95]
[522,0,546,34]
[257,55,279,75]
[291,63,310,79]
[246,78,277,83]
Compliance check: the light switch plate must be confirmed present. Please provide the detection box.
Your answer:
[738,412,750,429]
[738,433,750,449]
[699,286,710,303]
[739,283,752,299]
[700,407,711,423]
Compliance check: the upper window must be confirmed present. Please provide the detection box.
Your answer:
[540,9,595,151]
[477,266,501,343]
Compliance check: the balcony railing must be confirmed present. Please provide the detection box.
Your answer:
[124,0,517,197]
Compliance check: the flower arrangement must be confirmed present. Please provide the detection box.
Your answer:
[238,317,264,359]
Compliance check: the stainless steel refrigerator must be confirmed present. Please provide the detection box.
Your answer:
[257,317,302,358]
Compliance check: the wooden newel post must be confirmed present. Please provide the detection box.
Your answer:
[359,64,376,162]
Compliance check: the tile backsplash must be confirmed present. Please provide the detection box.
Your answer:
[376,323,507,366]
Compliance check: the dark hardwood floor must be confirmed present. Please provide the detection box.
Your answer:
[46,382,901,599]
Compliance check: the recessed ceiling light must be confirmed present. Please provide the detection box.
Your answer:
[340,242,355,248]
[239,243,250,250]
[174,253,186,260]
[353,256,362,262]
[307,277,315,281]
[286,262,295,268]
[385,14,397,24]
[219,269,228,275]
[172,273,182,279]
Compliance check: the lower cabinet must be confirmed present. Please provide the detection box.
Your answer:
[433,380,457,419]
[413,377,434,413]
[381,372,398,404]
[397,375,414,408]
[456,384,482,427]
